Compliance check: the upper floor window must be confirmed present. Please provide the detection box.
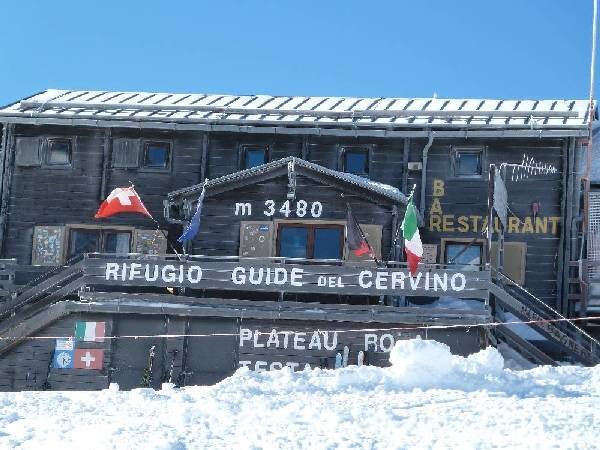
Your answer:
[112,138,172,170]
[344,148,369,177]
[143,141,170,169]
[452,148,483,177]
[46,139,72,165]
[244,146,267,169]
[14,136,72,168]
[277,223,344,260]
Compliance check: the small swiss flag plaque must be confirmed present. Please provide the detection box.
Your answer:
[74,349,104,370]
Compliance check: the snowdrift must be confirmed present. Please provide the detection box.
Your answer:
[1,339,599,449]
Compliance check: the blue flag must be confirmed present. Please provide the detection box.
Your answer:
[178,185,206,243]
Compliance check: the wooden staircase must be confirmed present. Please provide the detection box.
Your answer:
[490,271,600,366]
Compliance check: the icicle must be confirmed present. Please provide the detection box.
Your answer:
[335,352,342,369]
[342,346,349,368]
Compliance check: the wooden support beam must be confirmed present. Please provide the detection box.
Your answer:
[401,138,410,195]
[301,135,309,160]
[0,124,15,258]
[200,132,209,183]
[100,128,112,200]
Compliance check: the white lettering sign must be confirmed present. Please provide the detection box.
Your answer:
[235,202,252,216]
[236,200,323,218]
[238,327,420,372]
[103,263,472,295]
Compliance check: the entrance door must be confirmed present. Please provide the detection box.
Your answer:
[110,315,166,390]
[182,318,238,386]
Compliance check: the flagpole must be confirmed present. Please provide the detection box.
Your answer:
[346,201,381,266]
[387,184,417,264]
[176,179,209,253]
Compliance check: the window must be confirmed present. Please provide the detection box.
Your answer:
[68,228,131,259]
[344,148,369,177]
[15,137,73,168]
[277,223,344,260]
[444,241,483,271]
[46,139,72,165]
[143,141,170,169]
[243,146,267,169]
[453,148,482,177]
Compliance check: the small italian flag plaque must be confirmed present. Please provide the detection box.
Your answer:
[75,321,106,342]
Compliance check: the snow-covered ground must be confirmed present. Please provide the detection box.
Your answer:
[1,339,599,450]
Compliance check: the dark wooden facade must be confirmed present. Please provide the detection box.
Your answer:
[0,90,598,391]
[0,125,572,306]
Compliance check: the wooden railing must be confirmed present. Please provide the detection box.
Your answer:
[1,253,600,365]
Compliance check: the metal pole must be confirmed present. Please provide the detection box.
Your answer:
[584,0,598,236]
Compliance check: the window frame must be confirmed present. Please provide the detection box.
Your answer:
[440,238,486,269]
[450,146,485,179]
[141,140,172,172]
[340,146,371,178]
[240,145,269,170]
[15,136,75,169]
[275,221,345,260]
[66,224,134,260]
[44,138,73,167]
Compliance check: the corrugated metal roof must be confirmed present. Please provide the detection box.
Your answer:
[0,89,593,131]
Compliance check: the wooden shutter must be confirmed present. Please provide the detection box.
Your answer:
[490,241,526,284]
[15,137,41,167]
[32,226,66,266]
[112,138,140,168]
[239,221,274,257]
[133,229,168,255]
[346,224,382,261]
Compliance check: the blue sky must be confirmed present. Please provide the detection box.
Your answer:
[0,1,594,106]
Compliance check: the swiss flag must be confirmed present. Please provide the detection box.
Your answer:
[95,186,152,219]
[74,349,104,370]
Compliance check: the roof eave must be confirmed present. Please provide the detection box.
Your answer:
[0,113,589,139]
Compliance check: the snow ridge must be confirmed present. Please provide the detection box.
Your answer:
[1,339,599,449]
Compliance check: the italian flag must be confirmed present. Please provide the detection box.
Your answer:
[401,196,423,276]
[75,321,105,342]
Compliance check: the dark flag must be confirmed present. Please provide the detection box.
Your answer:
[346,204,373,257]
[178,183,207,243]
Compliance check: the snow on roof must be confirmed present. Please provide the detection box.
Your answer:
[168,156,408,205]
[0,89,592,132]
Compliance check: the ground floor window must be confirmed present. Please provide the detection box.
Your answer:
[443,239,483,270]
[277,223,344,259]
[68,228,131,259]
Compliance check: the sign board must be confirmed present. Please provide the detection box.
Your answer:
[238,323,422,372]
[85,259,491,299]
[421,244,438,264]
[32,226,65,266]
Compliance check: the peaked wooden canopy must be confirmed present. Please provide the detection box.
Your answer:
[167,157,409,208]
